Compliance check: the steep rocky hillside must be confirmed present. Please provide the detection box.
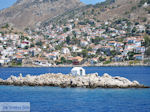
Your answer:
[41,0,150,27]
[0,0,84,30]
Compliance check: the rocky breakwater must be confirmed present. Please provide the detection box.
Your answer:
[0,73,149,88]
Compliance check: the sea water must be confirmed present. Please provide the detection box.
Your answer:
[0,67,150,112]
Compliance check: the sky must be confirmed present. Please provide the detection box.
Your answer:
[0,0,17,10]
[0,0,105,10]
[80,0,105,4]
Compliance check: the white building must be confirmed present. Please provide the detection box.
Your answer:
[48,54,58,61]
[143,2,148,7]
[72,46,78,52]
[71,67,86,76]
[137,25,145,32]
[61,47,70,54]
[80,40,88,47]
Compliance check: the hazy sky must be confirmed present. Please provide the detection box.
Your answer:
[80,0,105,4]
[0,0,105,10]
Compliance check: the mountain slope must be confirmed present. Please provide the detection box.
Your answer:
[0,0,84,30]
[41,0,150,27]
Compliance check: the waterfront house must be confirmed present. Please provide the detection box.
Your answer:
[90,58,98,64]
[68,56,83,65]
[14,55,24,63]
[134,54,144,60]
[48,53,58,61]
[135,46,145,53]
[0,59,5,65]
[0,58,11,65]
[113,55,124,62]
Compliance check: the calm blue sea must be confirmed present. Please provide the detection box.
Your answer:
[0,67,150,112]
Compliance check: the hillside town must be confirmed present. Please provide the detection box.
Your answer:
[0,16,150,67]
[0,0,150,67]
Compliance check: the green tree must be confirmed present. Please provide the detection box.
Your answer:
[145,47,150,56]
[30,44,35,48]
[99,57,105,62]
[72,31,76,37]
[132,27,137,33]
[36,41,43,46]
[66,36,71,44]
[81,49,88,58]
[24,46,29,49]
[63,27,70,33]
[128,51,135,60]
[144,35,150,47]
[61,57,66,63]
[88,47,92,51]
[1,23,9,29]
[55,45,62,50]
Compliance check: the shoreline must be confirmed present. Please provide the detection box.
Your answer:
[1,64,150,68]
